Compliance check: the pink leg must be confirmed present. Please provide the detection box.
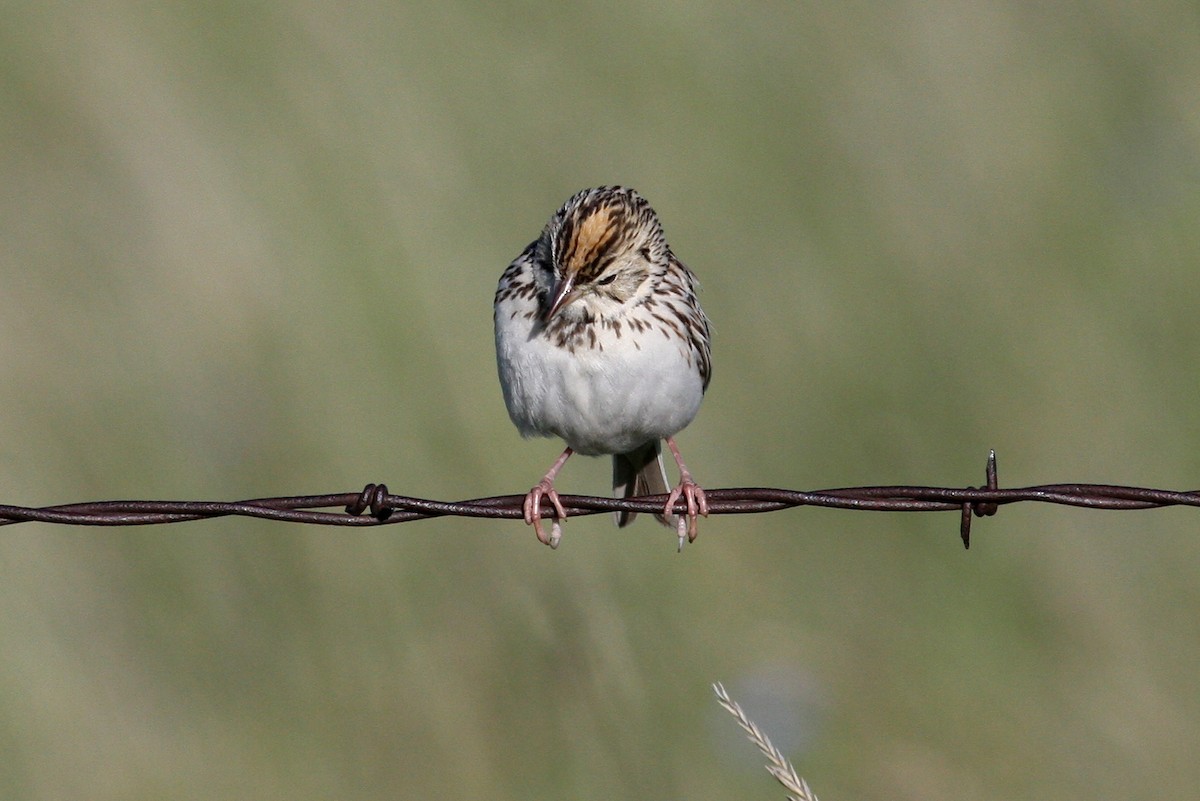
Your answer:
[523,447,573,548]
[664,437,708,543]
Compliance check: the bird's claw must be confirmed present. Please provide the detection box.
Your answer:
[665,476,709,545]
[524,479,567,548]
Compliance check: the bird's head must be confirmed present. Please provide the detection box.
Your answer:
[538,186,668,323]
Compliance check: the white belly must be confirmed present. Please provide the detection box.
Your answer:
[496,318,704,455]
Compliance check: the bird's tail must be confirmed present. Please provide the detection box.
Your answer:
[612,440,674,529]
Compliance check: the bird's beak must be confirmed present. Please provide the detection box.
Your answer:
[544,273,579,322]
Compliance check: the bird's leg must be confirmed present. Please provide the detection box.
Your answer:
[523,447,573,548]
[664,437,708,544]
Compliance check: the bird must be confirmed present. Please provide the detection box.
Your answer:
[493,186,711,549]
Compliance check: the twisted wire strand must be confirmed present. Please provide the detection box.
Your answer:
[2,453,1197,547]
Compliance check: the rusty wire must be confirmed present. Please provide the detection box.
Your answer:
[1,452,1197,548]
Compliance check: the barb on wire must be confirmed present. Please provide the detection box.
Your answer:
[2,452,1199,547]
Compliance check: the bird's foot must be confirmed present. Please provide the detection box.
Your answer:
[524,477,567,548]
[665,475,708,546]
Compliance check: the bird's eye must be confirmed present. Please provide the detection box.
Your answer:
[596,273,617,286]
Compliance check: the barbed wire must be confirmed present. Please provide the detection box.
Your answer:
[1,452,1197,548]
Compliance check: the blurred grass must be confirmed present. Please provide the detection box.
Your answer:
[2,2,1200,799]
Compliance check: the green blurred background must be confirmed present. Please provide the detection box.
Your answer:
[2,2,1200,799]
